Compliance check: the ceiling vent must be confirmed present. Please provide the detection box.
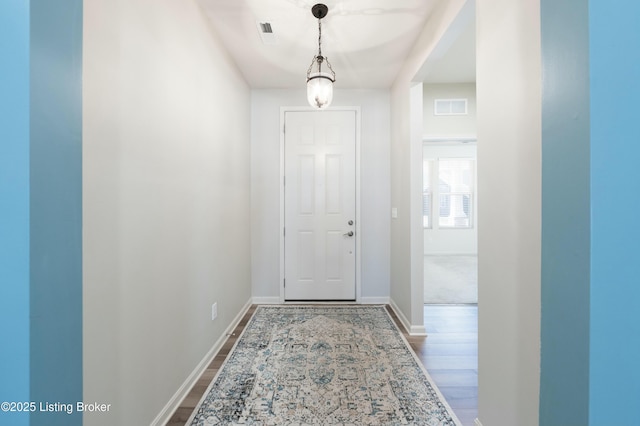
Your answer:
[260,22,273,33]
[257,21,278,45]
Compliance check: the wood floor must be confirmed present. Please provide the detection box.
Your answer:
[407,305,478,425]
[166,304,478,426]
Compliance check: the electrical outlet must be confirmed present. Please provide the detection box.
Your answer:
[212,303,218,321]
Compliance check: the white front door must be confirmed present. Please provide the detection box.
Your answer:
[284,110,356,300]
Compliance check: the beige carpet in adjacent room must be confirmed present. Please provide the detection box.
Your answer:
[424,255,478,304]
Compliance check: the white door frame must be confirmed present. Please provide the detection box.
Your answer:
[279,106,362,303]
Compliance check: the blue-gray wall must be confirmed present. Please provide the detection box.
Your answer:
[540,0,591,423]
[0,2,31,425]
[542,0,640,424]
[29,1,83,425]
[0,1,83,425]
[589,1,640,424]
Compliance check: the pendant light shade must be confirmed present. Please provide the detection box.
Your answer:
[307,71,334,109]
[306,4,335,109]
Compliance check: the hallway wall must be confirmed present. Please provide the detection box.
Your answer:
[423,83,477,137]
[83,1,251,424]
[477,0,542,424]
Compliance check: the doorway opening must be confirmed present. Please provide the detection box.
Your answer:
[420,83,478,426]
[423,138,477,304]
[411,4,478,424]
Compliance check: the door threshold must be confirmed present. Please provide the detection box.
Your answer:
[283,300,357,304]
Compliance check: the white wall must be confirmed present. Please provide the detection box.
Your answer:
[83,1,252,424]
[423,83,477,137]
[476,0,542,424]
[423,143,477,255]
[251,89,390,303]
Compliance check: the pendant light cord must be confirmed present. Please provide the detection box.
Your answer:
[306,5,334,82]
[318,17,322,57]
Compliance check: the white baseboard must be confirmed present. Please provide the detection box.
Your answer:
[474,418,483,426]
[410,324,427,336]
[360,296,390,305]
[150,298,253,426]
[252,296,281,304]
[389,299,427,336]
[424,252,478,256]
[389,299,410,333]
[252,297,391,305]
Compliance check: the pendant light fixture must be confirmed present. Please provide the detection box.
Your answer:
[306,3,335,109]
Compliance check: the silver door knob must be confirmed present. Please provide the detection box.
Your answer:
[343,231,354,237]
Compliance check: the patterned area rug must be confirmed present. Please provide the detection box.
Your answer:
[188,306,461,425]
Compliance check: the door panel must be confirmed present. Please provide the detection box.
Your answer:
[284,110,356,300]
[298,155,315,214]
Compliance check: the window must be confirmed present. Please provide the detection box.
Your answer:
[423,158,474,229]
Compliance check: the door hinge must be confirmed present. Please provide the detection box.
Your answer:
[283,278,286,287]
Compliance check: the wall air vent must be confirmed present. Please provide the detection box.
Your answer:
[256,21,278,44]
[434,99,468,115]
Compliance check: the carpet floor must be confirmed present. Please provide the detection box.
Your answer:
[188,305,461,425]
[424,255,477,304]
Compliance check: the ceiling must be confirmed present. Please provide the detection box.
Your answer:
[197,0,475,89]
